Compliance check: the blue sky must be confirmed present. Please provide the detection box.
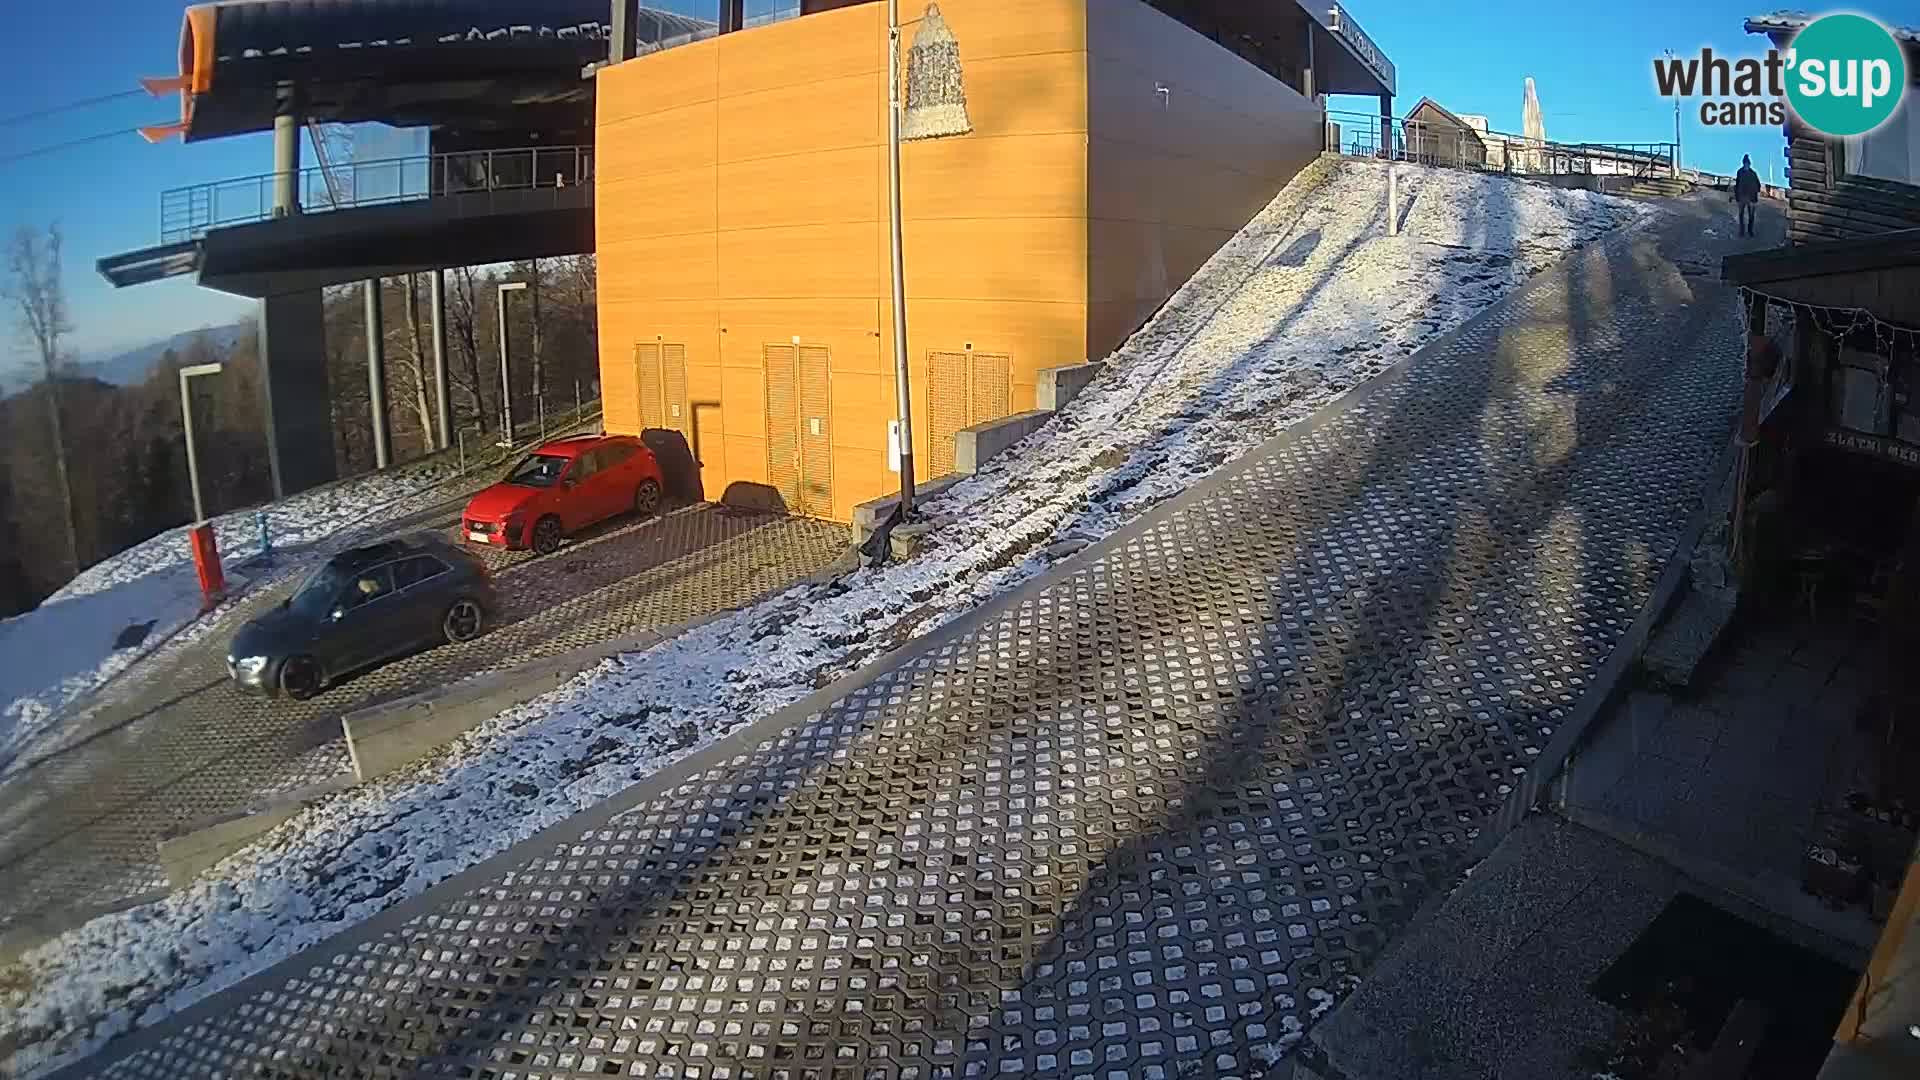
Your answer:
[0,0,1906,380]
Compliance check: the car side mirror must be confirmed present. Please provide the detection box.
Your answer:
[562,478,576,489]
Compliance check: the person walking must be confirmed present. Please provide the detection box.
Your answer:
[1733,154,1762,237]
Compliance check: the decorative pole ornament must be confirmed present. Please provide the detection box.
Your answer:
[884,0,973,528]
[900,3,972,141]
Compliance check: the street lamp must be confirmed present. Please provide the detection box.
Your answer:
[179,361,224,522]
[1665,49,1683,177]
[497,280,528,448]
[888,1,971,517]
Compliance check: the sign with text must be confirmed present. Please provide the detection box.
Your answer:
[1822,427,1920,468]
[1326,4,1395,94]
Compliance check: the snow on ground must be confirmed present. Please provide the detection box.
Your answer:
[50,460,468,603]
[0,460,475,768]
[0,570,215,770]
[1,160,1655,1076]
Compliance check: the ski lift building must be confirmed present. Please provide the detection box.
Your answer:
[594,0,1397,521]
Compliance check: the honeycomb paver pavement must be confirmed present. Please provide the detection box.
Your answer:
[71,199,1747,1079]
[0,504,848,933]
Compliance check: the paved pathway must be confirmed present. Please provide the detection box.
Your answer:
[0,504,846,938]
[64,195,1749,1079]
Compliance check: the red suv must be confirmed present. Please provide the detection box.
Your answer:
[462,434,665,554]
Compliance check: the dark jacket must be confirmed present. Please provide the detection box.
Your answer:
[1734,165,1761,203]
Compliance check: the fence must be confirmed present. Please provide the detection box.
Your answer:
[1327,110,1677,180]
[159,145,594,243]
[450,384,605,480]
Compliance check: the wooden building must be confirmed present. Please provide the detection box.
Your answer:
[592,0,1396,520]
[1722,19,1920,1076]
[1745,14,1920,245]
[1403,97,1487,169]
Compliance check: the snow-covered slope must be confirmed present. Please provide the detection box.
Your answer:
[1,160,1653,1077]
[51,462,467,603]
[0,460,469,767]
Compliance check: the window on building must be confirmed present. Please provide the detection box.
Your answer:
[1830,345,1891,436]
[742,0,801,28]
[1845,101,1920,185]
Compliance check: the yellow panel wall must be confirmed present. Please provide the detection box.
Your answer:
[890,0,1089,487]
[1084,0,1326,358]
[595,36,720,443]
[597,0,1089,521]
[596,0,1321,521]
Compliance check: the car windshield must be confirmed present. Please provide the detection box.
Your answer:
[287,563,355,618]
[505,453,570,488]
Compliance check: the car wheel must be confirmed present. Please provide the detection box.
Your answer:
[280,655,322,701]
[532,515,564,555]
[443,598,486,644]
[634,479,663,517]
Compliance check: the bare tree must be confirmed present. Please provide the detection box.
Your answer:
[527,257,545,403]
[449,265,490,434]
[393,274,437,451]
[3,225,80,577]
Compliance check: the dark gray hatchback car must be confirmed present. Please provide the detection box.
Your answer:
[227,532,498,700]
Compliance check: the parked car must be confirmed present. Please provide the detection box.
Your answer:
[462,433,665,555]
[227,532,496,700]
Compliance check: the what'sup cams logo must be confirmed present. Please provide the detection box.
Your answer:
[1653,12,1909,136]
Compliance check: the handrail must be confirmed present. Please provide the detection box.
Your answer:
[1325,110,1678,180]
[158,144,594,243]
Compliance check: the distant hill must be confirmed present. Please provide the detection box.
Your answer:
[69,322,251,388]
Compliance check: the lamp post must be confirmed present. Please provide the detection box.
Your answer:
[888,1,971,519]
[1665,49,1683,177]
[179,361,224,522]
[887,0,915,515]
[497,280,528,448]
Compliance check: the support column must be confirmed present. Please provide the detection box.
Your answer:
[1302,21,1316,101]
[365,278,392,470]
[1379,93,1394,159]
[272,88,301,218]
[258,291,337,498]
[430,269,451,450]
[609,0,635,62]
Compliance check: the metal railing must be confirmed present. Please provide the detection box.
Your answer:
[1327,110,1678,180]
[159,145,594,243]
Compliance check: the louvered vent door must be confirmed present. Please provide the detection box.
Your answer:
[661,343,688,436]
[927,350,970,477]
[927,350,1014,476]
[763,344,801,511]
[972,353,1012,423]
[797,345,833,517]
[634,342,664,429]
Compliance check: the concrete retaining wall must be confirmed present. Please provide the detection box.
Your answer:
[155,775,354,888]
[1036,362,1104,412]
[955,410,1054,475]
[851,473,966,543]
[342,627,669,782]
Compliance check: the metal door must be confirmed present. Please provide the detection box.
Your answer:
[797,345,833,517]
[927,350,970,477]
[927,350,1013,476]
[764,344,801,511]
[634,342,663,429]
[971,352,1012,426]
[661,343,688,437]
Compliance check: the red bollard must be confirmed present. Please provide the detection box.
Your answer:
[190,522,225,609]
